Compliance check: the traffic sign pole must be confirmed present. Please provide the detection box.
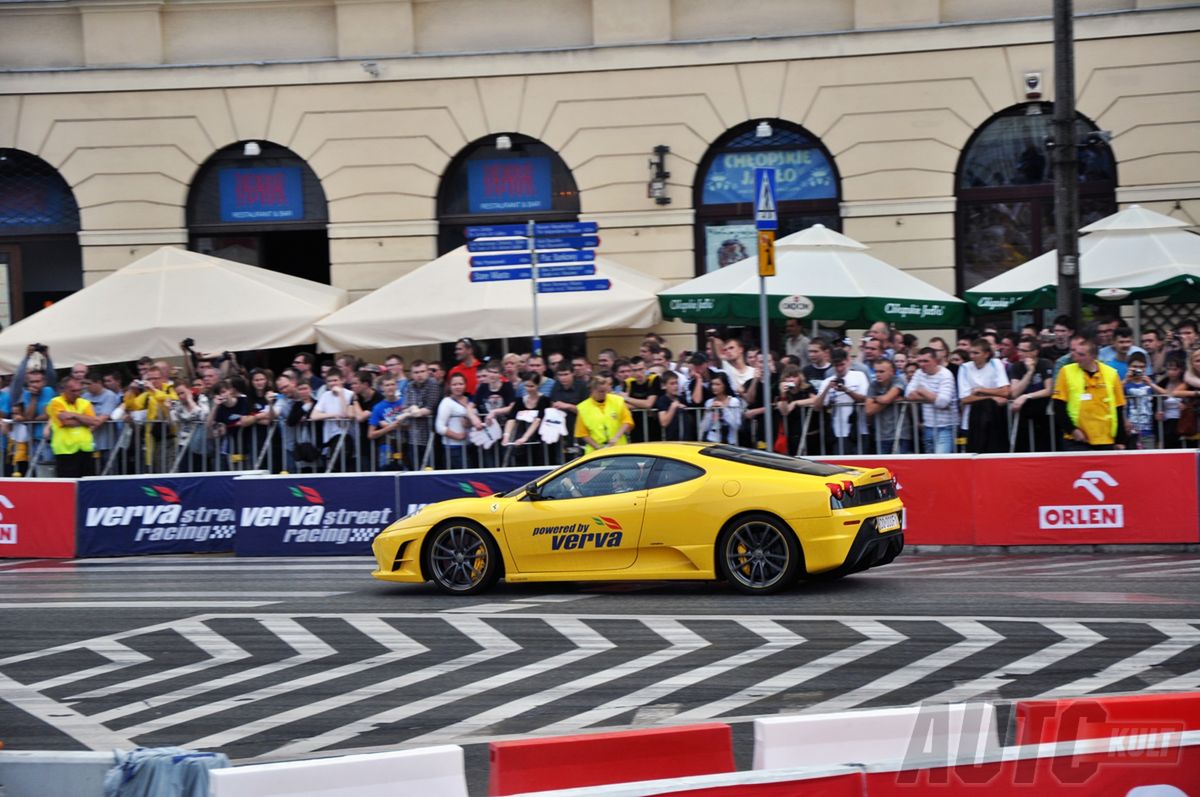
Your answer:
[754,169,778,451]
[527,219,541,356]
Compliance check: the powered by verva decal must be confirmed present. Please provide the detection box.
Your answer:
[532,516,625,550]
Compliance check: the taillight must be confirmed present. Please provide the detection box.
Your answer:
[841,480,856,497]
[825,482,844,500]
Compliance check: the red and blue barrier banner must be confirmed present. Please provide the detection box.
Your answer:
[0,478,77,559]
[76,473,242,556]
[818,455,975,546]
[972,450,1199,545]
[233,474,400,556]
[397,468,552,518]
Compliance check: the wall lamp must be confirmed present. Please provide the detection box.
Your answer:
[242,141,261,157]
[647,145,671,205]
[495,135,513,151]
[755,120,773,138]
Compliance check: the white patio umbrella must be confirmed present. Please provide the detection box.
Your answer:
[0,247,347,371]
[315,246,665,350]
[658,224,966,328]
[964,205,1200,312]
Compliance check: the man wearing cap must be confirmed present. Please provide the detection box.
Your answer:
[448,338,482,394]
[817,349,870,454]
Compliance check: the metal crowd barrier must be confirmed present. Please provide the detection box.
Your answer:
[1,393,1194,477]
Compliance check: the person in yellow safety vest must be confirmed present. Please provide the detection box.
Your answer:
[46,377,102,478]
[574,374,634,454]
[123,365,179,470]
[1052,336,1129,451]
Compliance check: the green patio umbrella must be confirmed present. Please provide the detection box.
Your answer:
[659,224,966,328]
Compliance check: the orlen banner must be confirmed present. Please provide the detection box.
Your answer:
[0,479,77,559]
[234,474,400,556]
[818,455,975,546]
[973,450,1199,545]
[76,473,247,556]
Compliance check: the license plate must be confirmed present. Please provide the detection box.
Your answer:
[875,512,901,533]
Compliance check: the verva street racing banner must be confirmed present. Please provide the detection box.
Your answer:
[234,474,400,556]
[76,473,244,556]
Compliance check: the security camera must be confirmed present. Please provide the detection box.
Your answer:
[1024,72,1043,99]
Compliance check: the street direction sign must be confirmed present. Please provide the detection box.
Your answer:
[469,267,531,282]
[466,235,599,253]
[466,221,598,238]
[537,278,611,293]
[755,168,778,231]
[465,223,527,238]
[538,264,596,279]
[533,221,598,236]
[470,250,596,268]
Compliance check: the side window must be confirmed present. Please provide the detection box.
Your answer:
[650,458,705,489]
[539,456,653,500]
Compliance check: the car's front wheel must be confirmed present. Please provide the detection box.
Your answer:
[424,521,501,595]
[717,513,801,595]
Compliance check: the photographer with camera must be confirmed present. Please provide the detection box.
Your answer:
[1123,352,1165,448]
[5,345,59,475]
[123,364,178,471]
[817,348,870,454]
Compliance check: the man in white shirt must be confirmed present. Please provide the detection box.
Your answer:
[706,331,755,395]
[905,346,959,453]
[310,371,359,469]
[818,349,870,454]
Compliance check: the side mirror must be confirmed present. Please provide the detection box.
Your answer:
[525,482,542,501]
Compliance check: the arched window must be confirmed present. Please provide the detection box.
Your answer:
[0,148,82,322]
[437,133,579,256]
[186,141,330,284]
[694,121,840,275]
[956,103,1117,295]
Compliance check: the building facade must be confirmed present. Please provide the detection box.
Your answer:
[1,0,1198,356]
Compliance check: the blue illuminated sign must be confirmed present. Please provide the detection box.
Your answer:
[702,149,836,205]
[219,167,304,222]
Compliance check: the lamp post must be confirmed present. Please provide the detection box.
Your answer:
[1053,0,1082,325]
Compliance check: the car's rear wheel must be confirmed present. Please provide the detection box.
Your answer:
[717,513,800,595]
[424,521,500,595]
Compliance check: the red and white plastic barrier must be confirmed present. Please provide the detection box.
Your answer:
[208,745,467,797]
[1014,692,1200,746]
[487,723,735,796]
[753,703,998,770]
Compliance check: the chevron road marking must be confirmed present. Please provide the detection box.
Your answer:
[533,618,805,736]
[404,617,712,745]
[670,619,908,722]
[0,670,136,750]
[921,621,1107,704]
[106,620,424,738]
[115,618,338,736]
[72,620,251,702]
[185,616,520,750]
[2,601,277,608]
[1035,620,1200,699]
[28,639,152,691]
[269,617,616,756]
[798,620,1005,715]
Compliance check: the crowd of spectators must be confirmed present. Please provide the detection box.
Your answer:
[6,313,1200,478]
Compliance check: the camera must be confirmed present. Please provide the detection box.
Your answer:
[833,377,845,387]
[1128,367,1144,377]
[1024,71,1043,99]
[781,381,795,391]
[31,343,47,354]
[182,337,195,349]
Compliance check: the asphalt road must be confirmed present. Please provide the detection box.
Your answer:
[1,550,1198,794]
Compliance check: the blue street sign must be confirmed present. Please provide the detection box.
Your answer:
[754,168,778,231]
[469,267,532,282]
[468,235,599,253]
[534,235,600,250]
[470,249,596,268]
[470,253,532,268]
[534,221,598,236]
[537,278,611,294]
[465,223,528,239]
[467,238,532,253]
[537,249,595,264]
[537,264,596,279]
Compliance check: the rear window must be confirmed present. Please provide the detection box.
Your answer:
[698,444,855,477]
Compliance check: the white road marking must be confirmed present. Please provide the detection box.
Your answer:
[29,639,152,691]
[798,620,1005,715]
[1035,620,1200,698]
[534,618,804,735]
[0,592,345,599]
[670,619,907,721]
[233,616,522,756]
[2,601,277,608]
[0,670,136,750]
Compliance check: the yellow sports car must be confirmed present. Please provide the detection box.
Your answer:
[372,442,904,595]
